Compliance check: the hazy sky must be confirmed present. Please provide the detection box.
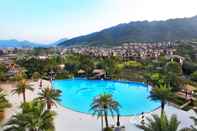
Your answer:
[0,0,197,44]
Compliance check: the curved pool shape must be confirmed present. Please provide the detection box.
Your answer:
[52,79,160,116]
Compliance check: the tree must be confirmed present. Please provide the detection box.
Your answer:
[90,103,104,130]
[0,63,7,81]
[0,89,11,122]
[4,100,56,131]
[164,72,184,91]
[125,60,143,69]
[146,73,165,86]
[99,59,116,76]
[176,44,196,62]
[143,113,181,131]
[165,61,182,75]
[143,73,152,86]
[32,72,41,81]
[37,87,61,110]
[191,71,197,82]
[15,70,27,81]
[12,79,33,103]
[182,62,197,75]
[90,94,120,129]
[149,84,172,116]
[79,56,95,74]
[16,57,46,78]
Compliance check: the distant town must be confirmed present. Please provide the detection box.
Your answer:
[62,42,176,59]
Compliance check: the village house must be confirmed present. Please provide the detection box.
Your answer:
[62,42,177,60]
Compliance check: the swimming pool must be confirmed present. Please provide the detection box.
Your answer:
[52,79,160,116]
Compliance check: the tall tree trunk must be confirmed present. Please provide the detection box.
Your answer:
[22,90,26,103]
[161,101,165,116]
[0,111,5,122]
[104,109,109,128]
[117,113,120,127]
[47,100,51,110]
[101,114,104,131]
[30,128,37,131]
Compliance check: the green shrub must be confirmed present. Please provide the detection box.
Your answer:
[125,60,142,68]
[191,71,197,82]
[55,72,74,80]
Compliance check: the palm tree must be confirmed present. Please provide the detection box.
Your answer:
[12,79,33,103]
[143,73,151,87]
[15,69,27,81]
[90,94,120,129]
[37,87,61,110]
[149,84,172,116]
[4,100,56,131]
[90,103,104,130]
[143,113,181,131]
[0,89,11,122]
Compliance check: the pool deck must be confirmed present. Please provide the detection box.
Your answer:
[1,80,196,131]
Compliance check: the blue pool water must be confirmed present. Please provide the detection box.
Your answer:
[52,79,160,116]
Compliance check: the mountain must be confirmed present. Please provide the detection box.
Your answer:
[0,39,44,48]
[52,38,68,45]
[0,38,68,48]
[49,38,68,47]
[59,15,197,47]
